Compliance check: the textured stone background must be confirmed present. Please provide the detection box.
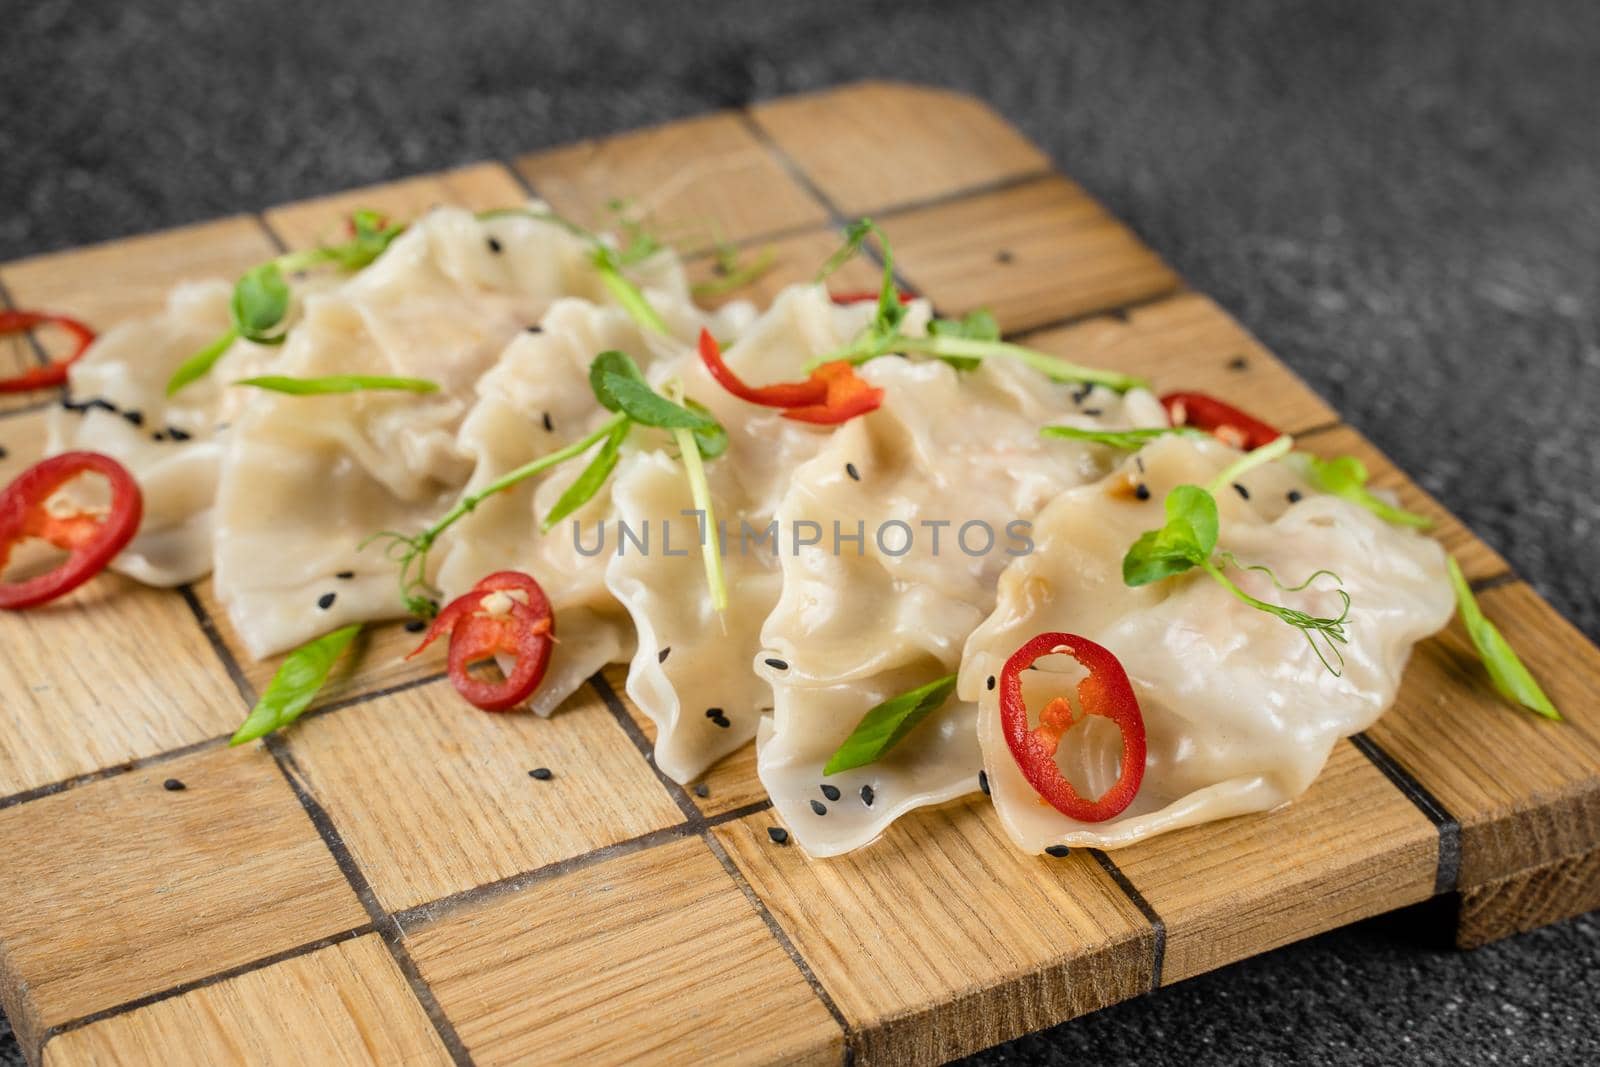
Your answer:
[2,0,1597,1063]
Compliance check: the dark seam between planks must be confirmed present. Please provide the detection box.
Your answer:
[1088,850,1166,993]
[268,738,477,1067]
[0,273,52,370]
[1349,732,1462,894]
[847,168,1063,225]
[1003,285,1191,344]
[0,731,231,811]
[1467,571,1519,595]
[704,798,777,827]
[588,670,705,823]
[291,668,452,728]
[178,584,258,706]
[34,923,376,1053]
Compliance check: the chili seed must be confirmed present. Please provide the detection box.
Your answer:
[1045,844,1071,858]
[860,784,875,806]
[335,570,355,580]
[542,411,554,433]
[487,236,503,254]
[658,647,671,663]
[404,619,427,633]
[764,657,789,670]
[1228,355,1249,371]
[820,784,840,802]
[767,826,789,845]
[1287,489,1303,504]
[693,783,710,798]
[1135,484,1151,501]
[1233,483,1250,501]
[529,767,553,780]
[845,462,860,482]
[162,778,186,792]
[810,799,828,816]
[979,770,991,796]
[316,592,336,610]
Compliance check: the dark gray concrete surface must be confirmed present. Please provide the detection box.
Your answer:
[2,1,1597,1063]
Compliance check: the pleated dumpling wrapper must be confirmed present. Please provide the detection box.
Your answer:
[958,433,1454,852]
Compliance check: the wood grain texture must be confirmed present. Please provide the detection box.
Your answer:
[40,936,450,1067]
[263,162,529,251]
[1455,847,1600,949]
[713,798,1154,1067]
[685,225,885,312]
[517,111,829,253]
[1025,291,1339,435]
[284,677,685,912]
[877,176,1182,333]
[1110,742,1438,984]
[751,80,1051,216]
[0,746,367,1056]
[406,837,844,1066]
[1368,582,1600,887]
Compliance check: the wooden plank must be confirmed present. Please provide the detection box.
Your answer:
[1024,291,1338,435]
[41,935,450,1067]
[1455,847,1600,949]
[0,746,368,1057]
[406,836,844,1066]
[750,81,1051,216]
[1298,424,1510,583]
[1367,582,1600,887]
[712,798,1153,1066]
[264,163,529,251]
[685,225,885,311]
[517,111,829,253]
[1108,742,1438,984]
[876,176,1181,333]
[283,677,686,913]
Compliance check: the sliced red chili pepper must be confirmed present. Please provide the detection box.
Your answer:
[0,452,142,609]
[407,570,555,712]
[997,632,1147,823]
[0,310,96,394]
[1161,391,1281,451]
[697,329,884,424]
[829,289,915,306]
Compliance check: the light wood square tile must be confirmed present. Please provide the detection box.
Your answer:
[407,836,843,1066]
[264,163,529,251]
[0,745,367,1054]
[42,935,450,1067]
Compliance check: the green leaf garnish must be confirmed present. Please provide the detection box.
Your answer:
[1041,425,1209,450]
[230,262,293,345]
[234,375,439,395]
[230,624,361,744]
[541,418,629,533]
[1447,558,1559,720]
[684,397,729,459]
[602,372,721,430]
[823,673,960,775]
[588,349,649,413]
[166,327,238,397]
[1292,453,1433,529]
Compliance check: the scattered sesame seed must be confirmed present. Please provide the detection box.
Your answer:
[152,431,167,442]
[658,647,671,663]
[1135,483,1151,501]
[62,397,88,413]
[820,784,840,801]
[1081,407,1103,417]
[1072,385,1093,405]
[845,462,860,482]
[404,619,427,633]
[1287,489,1303,504]
[860,784,875,806]
[705,707,723,718]
[705,707,731,728]
[529,767,553,780]
[1233,482,1251,500]
[986,675,996,691]
[88,398,117,413]
[0,445,6,459]
[168,427,192,441]
[995,249,1014,264]
[810,799,828,816]
[979,770,991,795]
[487,236,503,254]
[1135,456,1146,473]
[693,783,710,798]
[163,778,186,792]
[764,657,789,670]
[526,324,543,334]
[316,592,336,610]
[542,411,553,433]
[1045,844,1071,858]
[335,570,355,580]
[122,409,145,427]
[1228,355,1249,371]
[767,826,789,845]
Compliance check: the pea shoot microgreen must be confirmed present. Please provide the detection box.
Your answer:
[1122,439,1353,675]
[691,240,779,299]
[824,673,960,775]
[1040,425,1210,449]
[230,624,362,744]
[1447,558,1560,720]
[234,375,440,395]
[367,349,727,618]
[1290,453,1432,529]
[804,219,1148,392]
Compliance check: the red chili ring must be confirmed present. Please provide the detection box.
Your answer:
[0,310,96,394]
[408,570,555,712]
[0,452,142,609]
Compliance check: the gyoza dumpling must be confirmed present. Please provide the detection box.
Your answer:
[604,285,883,781]
[958,433,1454,852]
[755,354,1169,856]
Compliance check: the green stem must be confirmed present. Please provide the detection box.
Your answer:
[599,265,669,336]
[805,333,1148,392]
[672,425,727,614]
[166,327,239,397]
[1206,435,1293,494]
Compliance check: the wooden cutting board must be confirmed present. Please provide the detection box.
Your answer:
[0,81,1596,1067]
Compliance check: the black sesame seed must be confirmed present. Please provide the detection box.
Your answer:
[525,324,543,334]
[62,397,88,413]
[1228,355,1249,371]
[487,236,503,254]
[764,657,789,671]
[122,409,144,427]
[1287,489,1303,504]
[1135,483,1151,501]
[713,715,731,729]
[693,783,710,798]
[152,431,167,442]
[529,767,553,780]
[767,826,789,845]
[1045,844,1071,858]
[658,647,671,663]
[162,778,186,792]
[168,427,192,441]
[995,249,1014,264]
[820,784,841,801]
[542,411,553,433]
[316,592,336,610]
[335,570,355,580]
[810,799,828,816]
[1081,407,1103,417]
[1135,456,1146,473]
[979,769,991,795]
[986,675,996,691]
[1072,384,1093,405]
[705,707,723,719]
[404,618,427,633]
[845,462,860,482]
[0,445,6,459]
[860,784,875,806]
[88,398,118,413]
[1233,482,1251,501]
